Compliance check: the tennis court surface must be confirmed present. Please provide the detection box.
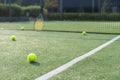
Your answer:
[0,21,120,80]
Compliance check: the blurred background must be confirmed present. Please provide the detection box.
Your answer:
[0,0,120,21]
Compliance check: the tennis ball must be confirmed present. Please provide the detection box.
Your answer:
[11,35,16,41]
[27,53,37,62]
[20,27,24,30]
[82,31,86,36]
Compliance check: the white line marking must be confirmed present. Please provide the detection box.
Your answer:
[35,35,120,80]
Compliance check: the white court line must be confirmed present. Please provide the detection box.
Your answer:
[35,35,120,80]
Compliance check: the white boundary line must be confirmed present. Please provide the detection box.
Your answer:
[35,35,120,80]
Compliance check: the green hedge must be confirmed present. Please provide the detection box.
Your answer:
[0,4,9,16]
[0,4,40,17]
[47,13,120,21]
[0,4,120,21]
[22,6,40,17]
[11,4,23,17]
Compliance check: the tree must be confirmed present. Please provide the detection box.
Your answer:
[16,0,23,5]
[44,0,58,7]
[101,0,111,13]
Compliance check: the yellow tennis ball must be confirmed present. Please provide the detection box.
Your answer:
[82,31,86,36]
[27,53,37,62]
[20,27,24,30]
[11,35,16,41]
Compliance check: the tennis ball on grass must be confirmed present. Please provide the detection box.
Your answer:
[27,53,37,62]
[82,31,86,36]
[10,35,16,41]
[20,27,24,30]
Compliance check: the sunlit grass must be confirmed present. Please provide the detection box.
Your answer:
[0,21,119,80]
[50,38,120,80]
[0,29,118,80]
[0,21,120,33]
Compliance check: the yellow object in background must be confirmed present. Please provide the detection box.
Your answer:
[34,19,43,30]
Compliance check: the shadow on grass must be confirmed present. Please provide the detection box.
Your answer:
[30,62,40,66]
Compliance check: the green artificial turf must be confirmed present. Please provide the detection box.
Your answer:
[50,36,120,80]
[0,21,120,33]
[43,21,120,33]
[0,29,118,80]
[0,21,119,80]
